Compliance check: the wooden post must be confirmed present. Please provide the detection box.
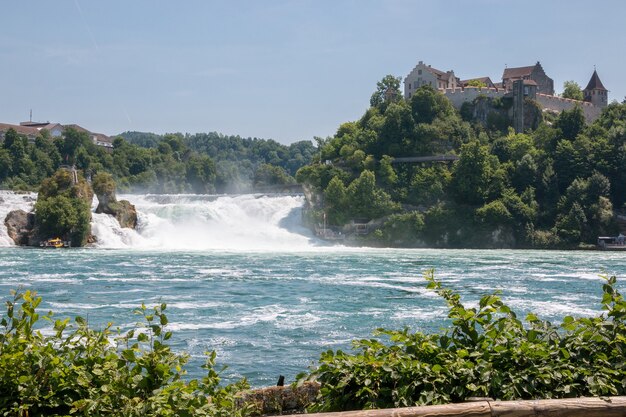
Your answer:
[278,396,626,417]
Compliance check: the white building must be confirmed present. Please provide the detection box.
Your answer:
[404,61,459,99]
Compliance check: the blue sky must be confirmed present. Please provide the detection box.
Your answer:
[1,0,625,144]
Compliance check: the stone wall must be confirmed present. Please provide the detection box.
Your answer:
[442,87,507,108]
[440,88,603,124]
[536,94,602,123]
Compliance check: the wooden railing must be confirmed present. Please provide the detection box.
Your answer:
[279,396,626,417]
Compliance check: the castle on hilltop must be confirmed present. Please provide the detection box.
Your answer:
[403,60,608,129]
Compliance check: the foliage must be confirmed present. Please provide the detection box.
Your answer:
[0,290,252,417]
[299,272,626,411]
[465,79,487,88]
[373,211,425,246]
[34,169,93,247]
[555,106,585,141]
[293,73,626,248]
[0,127,314,194]
[92,171,116,197]
[562,81,584,101]
[253,164,295,188]
[451,141,498,206]
[322,171,399,225]
[410,85,454,125]
[346,171,399,220]
[370,75,402,110]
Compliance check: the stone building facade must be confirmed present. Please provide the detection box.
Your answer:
[404,61,459,99]
[501,62,554,95]
[403,60,608,126]
[583,70,608,107]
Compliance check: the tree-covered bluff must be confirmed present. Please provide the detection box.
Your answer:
[296,76,626,248]
[0,128,315,194]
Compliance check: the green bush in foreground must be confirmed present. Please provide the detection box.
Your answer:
[299,271,626,411]
[0,291,252,417]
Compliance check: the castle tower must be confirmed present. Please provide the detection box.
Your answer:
[583,69,608,108]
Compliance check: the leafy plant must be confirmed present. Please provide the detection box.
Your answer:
[298,271,626,411]
[0,290,253,417]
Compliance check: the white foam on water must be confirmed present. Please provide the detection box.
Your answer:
[90,193,319,251]
[505,298,600,318]
[391,307,447,321]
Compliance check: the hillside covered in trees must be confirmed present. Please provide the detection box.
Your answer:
[0,128,315,194]
[296,76,626,248]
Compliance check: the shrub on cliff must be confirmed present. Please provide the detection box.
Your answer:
[0,290,252,417]
[92,170,116,197]
[299,272,626,411]
[34,168,93,246]
[93,171,138,229]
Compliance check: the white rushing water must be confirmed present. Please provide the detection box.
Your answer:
[0,191,37,246]
[92,193,317,250]
[2,191,316,250]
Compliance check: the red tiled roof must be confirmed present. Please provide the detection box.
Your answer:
[0,123,40,137]
[502,65,535,80]
[461,77,494,87]
[93,133,112,143]
[40,123,63,131]
[64,124,92,134]
[425,65,456,81]
[584,70,607,91]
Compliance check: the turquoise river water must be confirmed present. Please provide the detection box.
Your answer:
[1,192,625,387]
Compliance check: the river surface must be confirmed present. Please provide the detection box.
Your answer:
[1,191,625,386]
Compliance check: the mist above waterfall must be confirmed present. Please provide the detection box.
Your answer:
[91,193,317,251]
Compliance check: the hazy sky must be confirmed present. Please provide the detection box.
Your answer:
[2,1,625,144]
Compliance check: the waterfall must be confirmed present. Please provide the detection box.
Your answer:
[91,193,316,250]
[0,191,37,246]
[2,191,315,250]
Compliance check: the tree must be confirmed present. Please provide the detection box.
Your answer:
[370,75,402,110]
[186,154,217,193]
[555,106,585,141]
[451,141,497,206]
[0,148,12,179]
[253,163,294,188]
[92,171,116,197]
[377,155,397,187]
[410,85,454,125]
[562,81,583,101]
[35,169,93,246]
[324,176,348,225]
[346,170,398,220]
[465,79,487,88]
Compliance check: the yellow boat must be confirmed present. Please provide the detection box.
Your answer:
[40,237,69,248]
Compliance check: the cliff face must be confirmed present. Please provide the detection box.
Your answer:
[95,199,137,229]
[4,209,35,245]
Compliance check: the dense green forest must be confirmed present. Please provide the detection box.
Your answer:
[0,128,315,194]
[296,76,626,248]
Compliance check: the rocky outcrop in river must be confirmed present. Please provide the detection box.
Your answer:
[93,172,137,229]
[4,209,35,246]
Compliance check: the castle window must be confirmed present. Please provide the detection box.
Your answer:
[408,83,412,89]
[418,69,422,75]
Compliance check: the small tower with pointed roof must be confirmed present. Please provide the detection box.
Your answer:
[583,69,608,108]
